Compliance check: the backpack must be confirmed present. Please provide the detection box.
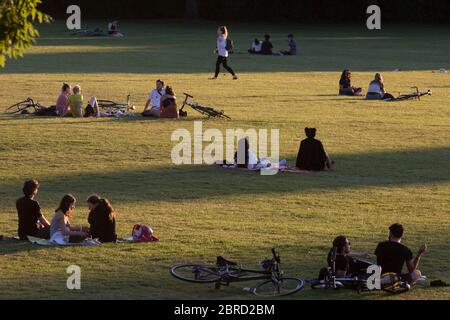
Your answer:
[226,38,234,53]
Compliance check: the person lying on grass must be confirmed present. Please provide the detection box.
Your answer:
[16,180,51,240]
[339,69,363,96]
[55,83,72,117]
[87,195,117,243]
[375,223,428,288]
[326,236,372,278]
[49,194,89,244]
[366,73,394,100]
[143,80,165,118]
[296,128,335,171]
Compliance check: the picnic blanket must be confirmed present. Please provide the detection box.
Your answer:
[218,165,311,175]
[27,236,101,247]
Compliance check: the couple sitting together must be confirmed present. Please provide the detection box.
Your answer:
[339,70,394,100]
[16,180,117,244]
[55,83,105,118]
[142,80,179,119]
[222,128,335,172]
[325,223,427,288]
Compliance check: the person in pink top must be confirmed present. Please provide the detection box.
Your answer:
[56,83,72,117]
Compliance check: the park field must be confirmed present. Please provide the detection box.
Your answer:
[0,20,449,300]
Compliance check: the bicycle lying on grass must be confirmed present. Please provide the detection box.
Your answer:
[4,98,54,115]
[385,87,432,102]
[170,249,304,297]
[180,93,231,120]
[97,95,136,114]
[307,247,424,294]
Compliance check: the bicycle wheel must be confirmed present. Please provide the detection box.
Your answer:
[4,101,34,115]
[170,264,221,283]
[253,277,304,297]
[97,100,118,108]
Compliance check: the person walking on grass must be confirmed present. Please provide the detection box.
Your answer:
[211,26,238,80]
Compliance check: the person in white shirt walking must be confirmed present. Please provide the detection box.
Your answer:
[211,26,238,80]
[143,80,165,117]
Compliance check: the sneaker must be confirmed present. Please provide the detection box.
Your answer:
[233,75,238,80]
[209,77,218,80]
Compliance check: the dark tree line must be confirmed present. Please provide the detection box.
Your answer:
[41,0,450,23]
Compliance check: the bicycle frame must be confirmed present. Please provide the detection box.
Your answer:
[214,249,282,287]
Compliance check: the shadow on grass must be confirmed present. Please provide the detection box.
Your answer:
[0,147,448,204]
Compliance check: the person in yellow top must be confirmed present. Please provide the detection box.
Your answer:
[68,85,84,117]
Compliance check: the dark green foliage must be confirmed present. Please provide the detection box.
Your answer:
[0,0,51,67]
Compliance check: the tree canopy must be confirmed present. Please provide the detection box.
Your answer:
[0,0,51,67]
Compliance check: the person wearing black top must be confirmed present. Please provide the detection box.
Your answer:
[260,34,274,55]
[16,180,51,240]
[327,236,371,278]
[87,195,117,243]
[375,224,427,285]
[339,69,363,96]
[296,128,334,171]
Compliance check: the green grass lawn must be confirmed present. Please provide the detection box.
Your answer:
[0,20,449,300]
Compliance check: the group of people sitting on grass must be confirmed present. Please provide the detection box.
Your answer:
[55,83,113,118]
[325,223,428,288]
[248,34,298,56]
[222,127,335,172]
[16,180,117,244]
[339,69,395,100]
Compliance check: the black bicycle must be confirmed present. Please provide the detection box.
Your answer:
[97,95,136,113]
[385,87,432,102]
[4,98,48,115]
[180,93,231,120]
[308,248,411,294]
[170,249,304,297]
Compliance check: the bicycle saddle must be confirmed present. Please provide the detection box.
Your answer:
[216,256,237,267]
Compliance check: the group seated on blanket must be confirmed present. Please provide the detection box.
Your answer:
[142,80,179,119]
[339,69,363,96]
[15,180,117,244]
[296,128,335,171]
[320,224,428,289]
[365,73,395,100]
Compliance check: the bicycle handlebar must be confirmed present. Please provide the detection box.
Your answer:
[183,93,194,99]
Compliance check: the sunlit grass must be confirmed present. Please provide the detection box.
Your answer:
[0,21,448,300]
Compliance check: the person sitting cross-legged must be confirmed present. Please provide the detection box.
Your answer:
[296,128,335,171]
[375,223,428,287]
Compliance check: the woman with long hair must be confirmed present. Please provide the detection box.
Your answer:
[211,26,238,80]
[339,69,362,96]
[87,195,117,243]
[366,73,394,100]
[160,86,179,119]
[50,194,89,244]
